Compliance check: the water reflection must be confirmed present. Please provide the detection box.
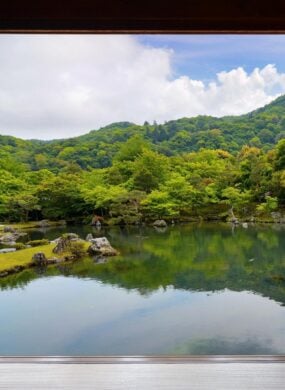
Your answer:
[0,223,285,355]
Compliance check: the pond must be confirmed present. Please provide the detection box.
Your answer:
[0,222,285,355]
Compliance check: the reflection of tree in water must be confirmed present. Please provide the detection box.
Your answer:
[169,337,277,355]
[1,224,285,305]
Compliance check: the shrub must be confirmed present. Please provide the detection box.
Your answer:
[27,239,49,247]
[69,241,86,258]
[13,243,26,250]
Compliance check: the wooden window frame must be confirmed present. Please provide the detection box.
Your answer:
[0,0,284,379]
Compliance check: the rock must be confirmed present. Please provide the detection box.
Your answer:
[88,237,118,256]
[50,237,61,244]
[0,233,17,243]
[242,222,248,228]
[3,226,16,233]
[153,220,167,227]
[36,219,51,227]
[0,248,16,253]
[53,239,66,254]
[32,252,47,266]
[86,233,93,241]
[52,233,80,254]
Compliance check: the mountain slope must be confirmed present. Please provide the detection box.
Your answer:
[1,95,285,171]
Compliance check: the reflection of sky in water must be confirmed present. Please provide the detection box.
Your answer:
[0,276,284,355]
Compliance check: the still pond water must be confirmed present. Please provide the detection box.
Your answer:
[0,223,285,355]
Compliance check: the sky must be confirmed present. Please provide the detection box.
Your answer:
[1,34,285,140]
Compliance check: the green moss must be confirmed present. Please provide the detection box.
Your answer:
[0,240,91,274]
[0,244,56,272]
[0,221,66,231]
[26,239,49,247]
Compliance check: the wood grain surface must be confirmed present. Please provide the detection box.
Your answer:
[0,363,284,389]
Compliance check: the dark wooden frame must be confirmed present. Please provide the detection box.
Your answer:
[1,0,285,33]
[0,0,285,369]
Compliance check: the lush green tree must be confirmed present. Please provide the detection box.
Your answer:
[222,187,252,216]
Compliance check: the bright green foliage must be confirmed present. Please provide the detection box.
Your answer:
[115,134,151,162]
[222,187,253,214]
[0,96,285,223]
[256,196,278,213]
[141,190,179,219]
[132,149,169,193]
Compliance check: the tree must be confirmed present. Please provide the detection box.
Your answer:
[141,190,178,219]
[115,134,151,162]
[7,193,41,221]
[222,187,252,216]
[132,149,169,193]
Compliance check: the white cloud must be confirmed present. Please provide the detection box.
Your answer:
[0,35,285,139]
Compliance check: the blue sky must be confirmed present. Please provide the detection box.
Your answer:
[139,35,285,81]
[1,34,285,139]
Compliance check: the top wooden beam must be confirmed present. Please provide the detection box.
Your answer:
[1,0,285,33]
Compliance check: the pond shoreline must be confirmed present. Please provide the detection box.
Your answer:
[0,220,285,278]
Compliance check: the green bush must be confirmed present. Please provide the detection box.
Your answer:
[13,243,26,250]
[69,241,86,259]
[26,239,49,247]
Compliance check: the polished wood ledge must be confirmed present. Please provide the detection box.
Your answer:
[1,355,285,364]
[0,356,285,390]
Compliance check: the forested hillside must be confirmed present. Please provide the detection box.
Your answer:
[0,95,285,223]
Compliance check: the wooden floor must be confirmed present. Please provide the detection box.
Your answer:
[0,358,285,389]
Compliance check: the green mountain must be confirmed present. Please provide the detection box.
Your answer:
[1,95,285,172]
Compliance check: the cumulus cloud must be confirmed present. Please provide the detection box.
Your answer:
[0,35,285,139]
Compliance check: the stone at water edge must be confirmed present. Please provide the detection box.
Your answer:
[32,252,48,266]
[153,220,167,227]
[88,237,118,257]
[0,248,16,253]
[242,222,248,228]
[52,233,80,254]
[86,233,93,241]
[36,219,51,227]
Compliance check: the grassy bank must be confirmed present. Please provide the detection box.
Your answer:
[0,243,56,273]
[0,240,91,275]
[0,221,66,231]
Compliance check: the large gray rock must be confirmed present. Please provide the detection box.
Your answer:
[36,219,51,227]
[0,231,27,244]
[88,237,118,257]
[153,220,167,227]
[0,233,17,243]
